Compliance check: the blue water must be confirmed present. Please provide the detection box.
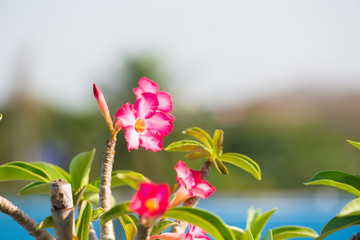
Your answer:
[1,193,360,239]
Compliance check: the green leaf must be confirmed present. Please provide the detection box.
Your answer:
[212,129,224,157]
[73,186,87,210]
[76,200,92,240]
[0,114,2,121]
[348,140,360,150]
[246,207,261,230]
[338,197,360,217]
[85,184,100,193]
[250,208,277,240]
[92,170,149,190]
[151,220,177,236]
[0,164,50,182]
[262,230,273,240]
[164,207,235,240]
[305,170,360,196]
[37,216,54,229]
[228,225,244,239]
[128,214,140,227]
[185,152,209,160]
[119,214,137,240]
[316,215,360,240]
[243,230,255,240]
[32,162,71,182]
[218,153,261,180]
[91,208,105,222]
[70,149,96,190]
[182,127,214,149]
[272,226,318,240]
[19,182,49,195]
[5,162,51,181]
[165,140,210,155]
[100,201,131,225]
[214,157,229,175]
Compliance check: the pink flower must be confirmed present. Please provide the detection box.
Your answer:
[93,83,114,130]
[133,77,173,113]
[170,161,216,208]
[149,225,210,240]
[115,92,173,152]
[129,182,170,219]
[185,225,210,240]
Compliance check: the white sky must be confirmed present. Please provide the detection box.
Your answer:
[1,1,360,110]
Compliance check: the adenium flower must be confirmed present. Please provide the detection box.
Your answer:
[170,161,216,208]
[149,224,210,240]
[129,182,170,219]
[115,92,173,152]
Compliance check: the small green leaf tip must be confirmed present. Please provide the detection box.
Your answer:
[0,114,2,121]
[347,140,360,150]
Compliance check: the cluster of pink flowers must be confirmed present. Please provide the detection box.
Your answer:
[95,78,215,239]
[129,160,216,228]
[115,77,174,152]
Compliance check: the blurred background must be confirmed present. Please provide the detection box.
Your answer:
[1,1,360,238]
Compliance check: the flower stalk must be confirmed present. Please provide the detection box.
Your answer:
[99,131,119,240]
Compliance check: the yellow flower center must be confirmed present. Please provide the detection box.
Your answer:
[135,119,147,133]
[144,198,159,213]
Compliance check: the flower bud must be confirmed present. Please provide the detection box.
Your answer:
[93,83,113,130]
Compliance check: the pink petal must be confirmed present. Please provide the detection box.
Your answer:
[175,161,189,180]
[134,93,159,119]
[115,103,136,128]
[190,180,216,199]
[140,132,163,152]
[146,112,173,136]
[138,77,159,93]
[124,127,140,151]
[164,112,175,121]
[186,225,210,240]
[149,233,185,240]
[133,87,143,100]
[157,91,173,112]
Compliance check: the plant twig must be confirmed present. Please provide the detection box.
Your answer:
[134,223,152,240]
[170,160,212,234]
[0,195,54,240]
[350,233,360,240]
[50,179,75,240]
[99,132,118,240]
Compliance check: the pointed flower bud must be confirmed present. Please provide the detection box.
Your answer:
[93,83,113,130]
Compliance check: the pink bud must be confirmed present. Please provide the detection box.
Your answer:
[93,83,113,130]
[113,118,122,132]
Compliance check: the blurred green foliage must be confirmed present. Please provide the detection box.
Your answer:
[1,54,360,194]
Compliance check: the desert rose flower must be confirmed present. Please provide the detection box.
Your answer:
[149,224,210,240]
[129,182,170,220]
[170,161,216,208]
[115,92,173,152]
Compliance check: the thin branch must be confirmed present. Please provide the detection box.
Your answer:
[0,195,54,240]
[99,132,118,240]
[170,160,212,234]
